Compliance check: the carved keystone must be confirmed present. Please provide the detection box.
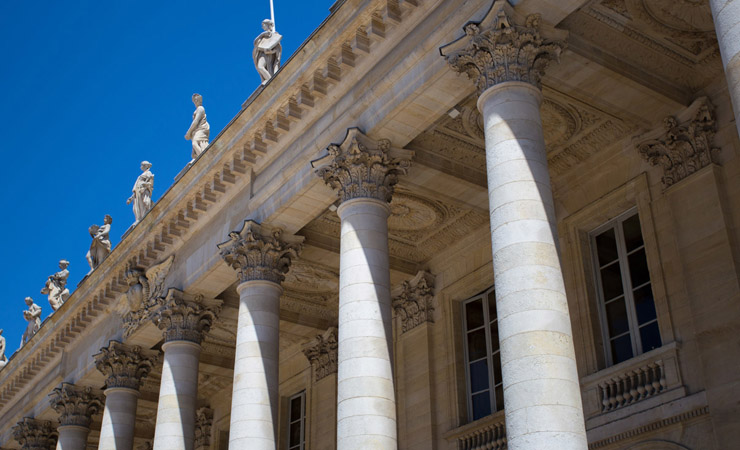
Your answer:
[150,289,222,344]
[218,220,303,284]
[12,418,57,450]
[302,327,338,382]
[392,271,435,333]
[93,341,158,391]
[440,0,567,93]
[49,383,104,428]
[311,127,413,204]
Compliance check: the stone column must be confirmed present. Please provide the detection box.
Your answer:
[313,128,412,449]
[709,0,740,138]
[302,328,339,450]
[150,289,222,450]
[49,383,104,450]
[12,418,57,450]
[94,341,157,450]
[441,3,587,449]
[218,221,303,450]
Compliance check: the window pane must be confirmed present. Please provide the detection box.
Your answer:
[600,263,624,300]
[492,352,502,385]
[494,385,504,411]
[471,392,492,421]
[469,359,489,393]
[633,285,657,324]
[289,422,301,446]
[610,334,634,364]
[605,298,630,336]
[290,396,302,421]
[639,322,662,353]
[488,291,497,319]
[628,248,650,287]
[622,214,644,252]
[595,228,619,266]
[467,329,487,361]
[489,321,499,353]
[466,299,484,329]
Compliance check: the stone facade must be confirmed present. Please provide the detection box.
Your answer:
[1,0,739,449]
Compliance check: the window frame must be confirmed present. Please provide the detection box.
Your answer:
[461,286,502,422]
[286,390,306,450]
[590,208,661,366]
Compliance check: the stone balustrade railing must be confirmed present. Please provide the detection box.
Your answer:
[443,411,506,450]
[581,342,684,420]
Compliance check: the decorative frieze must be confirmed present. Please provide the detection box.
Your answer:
[302,327,338,382]
[48,383,103,428]
[93,341,158,391]
[218,220,303,284]
[194,407,213,450]
[12,418,57,450]
[634,97,719,188]
[150,289,222,344]
[440,0,567,93]
[311,128,413,204]
[392,271,435,333]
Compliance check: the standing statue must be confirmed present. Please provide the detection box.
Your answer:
[86,215,113,273]
[127,161,154,225]
[184,94,210,160]
[41,259,70,311]
[0,329,7,369]
[21,297,42,347]
[253,19,282,85]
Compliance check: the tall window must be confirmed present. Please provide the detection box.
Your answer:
[287,391,306,450]
[591,210,661,366]
[462,286,503,421]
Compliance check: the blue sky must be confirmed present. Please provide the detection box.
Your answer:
[0,0,335,353]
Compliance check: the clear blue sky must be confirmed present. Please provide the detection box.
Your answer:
[0,0,335,353]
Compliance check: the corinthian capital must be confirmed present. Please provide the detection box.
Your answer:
[302,327,338,382]
[12,418,57,449]
[312,128,413,204]
[440,0,567,93]
[218,220,304,284]
[392,271,435,333]
[49,383,103,428]
[151,289,222,344]
[195,407,213,450]
[93,341,158,391]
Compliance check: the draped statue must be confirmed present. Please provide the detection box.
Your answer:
[41,259,70,311]
[127,161,154,225]
[21,297,41,347]
[87,215,112,273]
[0,329,7,369]
[185,94,210,160]
[253,19,282,85]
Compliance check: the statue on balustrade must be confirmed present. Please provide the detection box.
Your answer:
[21,297,41,346]
[127,161,154,225]
[0,329,7,369]
[86,215,113,273]
[253,19,282,85]
[41,259,70,311]
[185,94,210,160]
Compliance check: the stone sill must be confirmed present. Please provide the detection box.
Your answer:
[581,341,679,386]
[443,410,506,442]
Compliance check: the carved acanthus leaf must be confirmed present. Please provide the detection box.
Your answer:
[93,341,158,390]
[302,327,338,382]
[151,289,222,344]
[218,220,304,284]
[440,0,567,93]
[49,383,104,428]
[195,407,213,450]
[634,97,719,188]
[312,128,413,204]
[12,418,57,448]
[392,271,435,333]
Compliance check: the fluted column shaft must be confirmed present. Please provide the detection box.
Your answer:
[479,82,586,449]
[229,280,283,449]
[56,425,90,450]
[99,387,139,450]
[336,197,396,449]
[152,341,201,450]
[710,0,740,138]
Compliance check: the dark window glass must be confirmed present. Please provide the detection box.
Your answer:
[610,334,634,364]
[471,392,492,421]
[289,422,301,447]
[488,291,497,319]
[600,263,624,300]
[622,214,644,251]
[639,322,662,353]
[290,396,301,419]
[596,228,619,266]
[469,360,489,393]
[467,329,487,361]
[466,300,484,329]
[492,352,502,384]
[628,249,650,287]
[633,285,657,324]
[605,298,630,336]
[494,385,504,411]
[489,322,499,353]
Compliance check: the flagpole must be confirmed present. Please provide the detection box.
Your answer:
[270,0,276,28]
